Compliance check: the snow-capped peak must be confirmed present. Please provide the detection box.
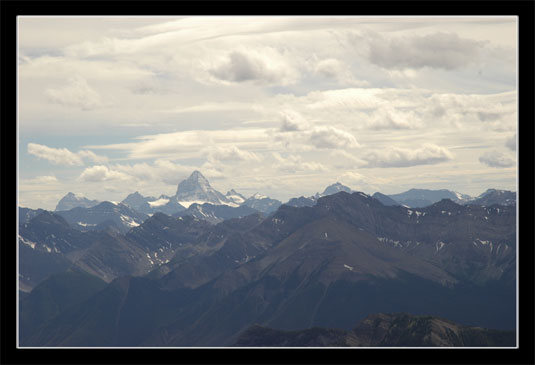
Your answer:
[225,189,246,205]
[251,193,267,200]
[175,171,233,207]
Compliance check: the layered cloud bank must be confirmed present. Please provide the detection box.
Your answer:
[18,16,517,209]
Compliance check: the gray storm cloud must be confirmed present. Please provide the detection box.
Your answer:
[210,51,297,85]
[505,134,516,151]
[367,32,484,70]
[479,151,514,168]
[363,144,453,168]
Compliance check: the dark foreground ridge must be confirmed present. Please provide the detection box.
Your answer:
[232,313,516,347]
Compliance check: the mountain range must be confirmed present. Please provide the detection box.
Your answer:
[49,172,516,223]
[18,175,516,347]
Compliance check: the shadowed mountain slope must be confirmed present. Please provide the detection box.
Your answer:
[20,192,516,347]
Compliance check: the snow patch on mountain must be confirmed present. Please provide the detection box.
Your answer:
[120,214,140,227]
[175,171,234,207]
[148,198,170,207]
[19,235,36,249]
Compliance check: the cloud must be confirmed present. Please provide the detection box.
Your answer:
[28,143,84,166]
[307,126,360,149]
[272,153,327,173]
[330,150,368,167]
[367,32,485,70]
[205,145,260,163]
[314,58,345,79]
[79,165,132,182]
[77,150,109,164]
[27,143,108,166]
[86,129,269,159]
[21,175,59,185]
[363,143,453,168]
[505,134,516,151]
[45,76,106,110]
[306,88,385,111]
[106,159,224,186]
[271,121,360,152]
[279,111,309,132]
[209,50,299,85]
[313,58,369,87]
[477,111,503,122]
[479,151,514,168]
[367,107,420,130]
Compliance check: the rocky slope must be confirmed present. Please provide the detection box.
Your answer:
[233,313,516,347]
[19,192,516,347]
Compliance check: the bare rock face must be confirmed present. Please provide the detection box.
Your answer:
[55,192,100,211]
[321,182,352,196]
[352,313,515,347]
[233,313,516,347]
[469,189,516,206]
[175,171,233,208]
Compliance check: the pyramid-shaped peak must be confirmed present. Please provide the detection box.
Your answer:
[56,192,99,211]
[189,170,207,180]
[175,171,231,207]
[181,171,210,189]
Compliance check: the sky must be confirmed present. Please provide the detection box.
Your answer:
[18,16,518,210]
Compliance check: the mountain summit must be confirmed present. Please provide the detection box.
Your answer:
[175,171,235,208]
[321,182,352,196]
[55,192,100,211]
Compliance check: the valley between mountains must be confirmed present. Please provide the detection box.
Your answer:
[18,171,517,347]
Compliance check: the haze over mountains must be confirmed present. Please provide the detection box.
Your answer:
[49,171,516,218]
[18,170,517,347]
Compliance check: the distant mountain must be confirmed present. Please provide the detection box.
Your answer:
[233,313,515,347]
[284,182,351,208]
[320,182,352,196]
[55,192,100,211]
[225,189,246,205]
[386,189,471,208]
[55,201,148,234]
[242,193,282,214]
[469,189,516,207]
[175,171,235,208]
[121,192,186,216]
[121,192,156,215]
[285,196,317,208]
[174,203,259,224]
[372,192,400,207]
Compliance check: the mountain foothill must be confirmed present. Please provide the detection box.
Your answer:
[18,171,517,347]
